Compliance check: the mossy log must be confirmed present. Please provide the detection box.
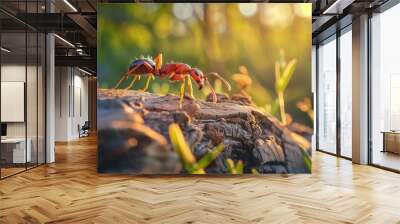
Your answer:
[98,89,311,174]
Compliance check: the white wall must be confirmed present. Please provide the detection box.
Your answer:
[55,67,69,141]
[55,67,89,141]
[1,63,46,164]
[1,65,26,139]
[72,73,89,138]
[1,65,42,138]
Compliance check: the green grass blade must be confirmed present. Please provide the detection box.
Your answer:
[226,158,236,174]
[235,160,244,174]
[168,123,196,166]
[301,150,312,173]
[191,167,206,174]
[251,168,260,174]
[197,144,225,169]
[270,98,280,116]
[275,59,297,92]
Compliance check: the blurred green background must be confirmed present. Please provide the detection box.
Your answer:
[98,3,312,127]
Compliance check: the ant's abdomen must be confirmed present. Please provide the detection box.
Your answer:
[128,59,156,74]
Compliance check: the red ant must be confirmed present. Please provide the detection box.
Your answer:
[114,53,231,107]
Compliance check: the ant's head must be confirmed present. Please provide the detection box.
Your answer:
[189,68,205,90]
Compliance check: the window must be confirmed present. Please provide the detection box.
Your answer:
[317,36,337,154]
[339,28,352,158]
[0,2,46,179]
[370,3,400,171]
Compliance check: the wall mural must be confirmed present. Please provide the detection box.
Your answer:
[97,3,312,174]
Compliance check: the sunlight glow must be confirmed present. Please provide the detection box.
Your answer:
[238,3,258,17]
[294,4,311,18]
[261,5,293,30]
[173,3,194,21]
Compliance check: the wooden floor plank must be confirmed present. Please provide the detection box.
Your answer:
[0,136,399,223]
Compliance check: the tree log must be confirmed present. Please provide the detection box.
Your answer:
[98,89,311,174]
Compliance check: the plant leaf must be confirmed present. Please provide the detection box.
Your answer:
[168,123,196,166]
[300,150,312,173]
[270,98,280,116]
[275,59,297,92]
[191,167,206,174]
[235,160,244,174]
[197,144,225,169]
[226,158,236,174]
[251,168,260,174]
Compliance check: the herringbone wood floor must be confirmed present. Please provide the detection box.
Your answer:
[1,136,400,224]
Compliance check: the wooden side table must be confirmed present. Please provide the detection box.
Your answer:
[382,131,400,154]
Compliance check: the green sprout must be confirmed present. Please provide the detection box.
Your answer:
[168,123,224,174]
[264,98,280,116]
[226,159,244,174]
[274,50,297,125]
[251,168,260,175]
[300,149,312,173]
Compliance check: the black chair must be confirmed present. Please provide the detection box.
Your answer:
[78,121,90,138]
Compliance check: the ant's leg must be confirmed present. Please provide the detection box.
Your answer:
[168,72,176,79]
[206,78,217,103]
[125,76,139,90]
[114,65,141,89]
[140,61,156,91]
[140,74,154,92]
[186,75,194,99]
[207,72,232,91]
[179,79,186,108]
[114,74,129,89]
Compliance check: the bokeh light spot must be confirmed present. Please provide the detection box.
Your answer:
[261,4,293,30]
[238,3,258,17]
[173,3,194,21]
[294,4,311,18]
[155,13,173,39]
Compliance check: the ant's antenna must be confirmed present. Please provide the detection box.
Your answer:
[205,78,217,103]
[207,72,232,91]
